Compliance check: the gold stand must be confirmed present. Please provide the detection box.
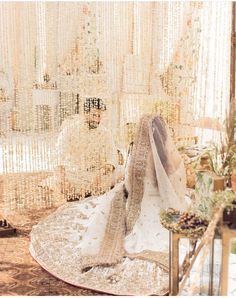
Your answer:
[169,231,216,296]
[169,232,180,295]
[220,225,236,295]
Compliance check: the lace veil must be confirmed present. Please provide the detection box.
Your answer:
[150,116,187,211]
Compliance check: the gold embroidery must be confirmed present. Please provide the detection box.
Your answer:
[126,115,152,233]
[81,187,125,270]
[30,181,170,295]
[126,250,169,271]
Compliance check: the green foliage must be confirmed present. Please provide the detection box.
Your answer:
[204,147,225,177]
[195,171,213,198]
[202,143,236,178]
[226,145,236,175]
[190,190,236,221]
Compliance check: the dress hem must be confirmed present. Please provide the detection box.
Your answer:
[29,246,169,296]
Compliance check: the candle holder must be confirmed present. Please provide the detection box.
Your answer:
[0,180,16,237]
[0,219,16,237]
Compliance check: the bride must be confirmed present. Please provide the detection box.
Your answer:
[30,115,188,296]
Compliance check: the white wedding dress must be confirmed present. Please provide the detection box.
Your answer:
[30,116,188,295]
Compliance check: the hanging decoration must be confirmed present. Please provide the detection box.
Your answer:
[0,2,232,213]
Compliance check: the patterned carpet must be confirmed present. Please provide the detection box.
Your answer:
[0,179,105,296]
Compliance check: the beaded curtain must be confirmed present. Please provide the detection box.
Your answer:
[0,2,232,212]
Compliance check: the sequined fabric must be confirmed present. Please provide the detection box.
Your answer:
[30,200,169,296]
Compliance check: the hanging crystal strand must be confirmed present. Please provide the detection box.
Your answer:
[216,2,227,136]
[27,138,31,173]
[221,2,232,122]
[208,3,217,119]
[134,2,140,57]
[109,2,116,94]
[162,3,167,69]
[219,2,227,122]
[197,4,207,142]
[201,3,208,129]
[188,4,200,125]
[1,4,7,74]
[0,4,3,70]
[36,2,46,83]
[191,2,231,143]
[214,3,220,123]
[112,2,122,129]
[219,2,226,122]
[167,2,172,65]
[163,3,168,70]
[193,6,201,122]
[30,137,34,173]
[46,2,57,84]
[201,2,213,117]
[5,5,12,102]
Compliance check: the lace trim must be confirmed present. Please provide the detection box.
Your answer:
[126,115,152,233]
[81,187,126,270]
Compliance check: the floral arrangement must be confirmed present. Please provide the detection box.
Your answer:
[160,190,236,237]
[160,208,208,238]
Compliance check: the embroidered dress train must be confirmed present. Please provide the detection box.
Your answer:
[29,115,188,295]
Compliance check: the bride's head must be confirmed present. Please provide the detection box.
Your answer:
[152,116,169,174]
[152,116,181,175]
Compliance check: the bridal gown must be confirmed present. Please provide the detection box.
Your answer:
[29,149,187,296]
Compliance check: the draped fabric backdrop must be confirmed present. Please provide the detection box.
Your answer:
[0,1,232,211]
